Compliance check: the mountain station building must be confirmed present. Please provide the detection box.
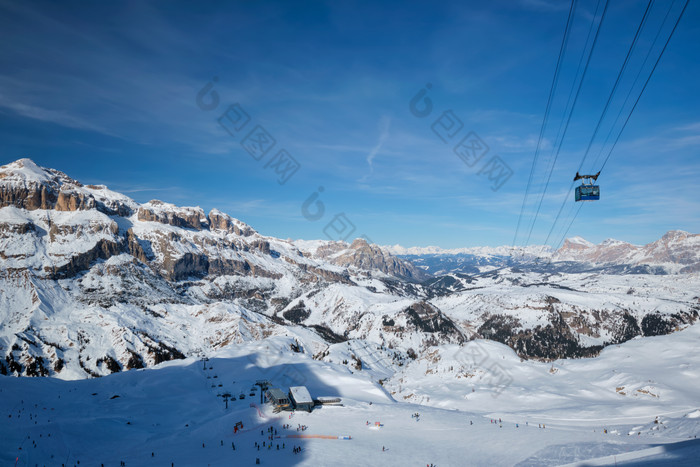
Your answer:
[289,386,314,412]
[266,388,291,411]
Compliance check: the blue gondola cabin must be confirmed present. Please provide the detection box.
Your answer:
[575,184,600,201]
[573,171,601,202]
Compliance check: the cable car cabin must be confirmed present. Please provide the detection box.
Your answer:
[575,184,599,201]
[573,171,601,202]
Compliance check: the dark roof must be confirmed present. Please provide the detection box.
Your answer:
[267,388,289,402]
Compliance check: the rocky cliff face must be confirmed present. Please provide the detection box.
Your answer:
[0,159,439,378]
[0,159,136,216]
[137,200,209,230]
[208,209,256,237]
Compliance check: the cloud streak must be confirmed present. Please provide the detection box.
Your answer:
[0,94,119,137]
[360,116,391,182]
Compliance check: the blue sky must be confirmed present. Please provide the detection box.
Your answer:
[1,0,698,248]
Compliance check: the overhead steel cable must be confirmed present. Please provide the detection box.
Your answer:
[552,0,689,252]
[511,0,577,254]
[530,0,604,260]
[543,0,662,247]
[591,0,677,170]
[575,0,654,174]
[598,0,689,173]
[553,202,584,252]
[524,0,610,247]
[545,0,604,182]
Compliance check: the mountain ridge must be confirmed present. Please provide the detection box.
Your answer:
[1,158,698,381]
[386,230,700,274]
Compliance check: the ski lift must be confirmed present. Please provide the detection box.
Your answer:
[573,171,600,202]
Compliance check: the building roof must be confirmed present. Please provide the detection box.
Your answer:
[267,388,289,402]
[316,396,341,404]
[289,386,313,405]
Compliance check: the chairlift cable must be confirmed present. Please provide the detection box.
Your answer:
[553,202,584,252]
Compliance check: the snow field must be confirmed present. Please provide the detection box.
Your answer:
[2,327,700,466]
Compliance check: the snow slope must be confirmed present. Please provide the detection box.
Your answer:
[2,327,700,466]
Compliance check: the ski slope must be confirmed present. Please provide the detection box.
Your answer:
[2,326,700,466]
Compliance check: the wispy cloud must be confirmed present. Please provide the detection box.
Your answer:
[360,116,391,182]
[113,186,183,194]
[518,0,570,12]
[0,0,696,248]
[673,121,700,133]
[0,94,119,137]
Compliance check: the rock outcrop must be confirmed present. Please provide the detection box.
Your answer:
[0,159,136,216]
[208,209,255,236]
[310,238,429,282]
[137,200,209,230]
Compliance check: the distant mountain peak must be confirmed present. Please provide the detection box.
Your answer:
[1,157,76,186]
[661,229,690,240]
[563,236,594,247]
[555,230,700,272]
[383,243,552,257]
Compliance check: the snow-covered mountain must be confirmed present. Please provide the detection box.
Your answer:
[554,231,700,273]
[388,231,700,276]
[296,237,428,282]
[0,158,432,378]
[1,158,698,383]
[384,243,552,258]
[2,158,700,465]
